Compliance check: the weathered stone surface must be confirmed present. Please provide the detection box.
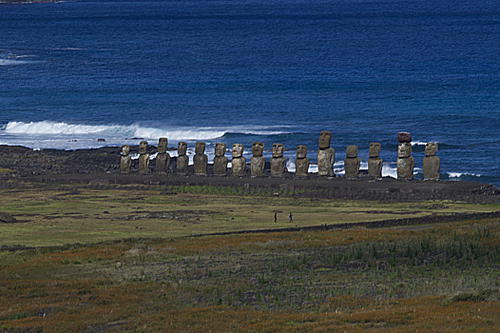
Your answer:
[270,143,286,178]
[193,142,208,176]
[157,137,168,154]
[120,145,131,174]
[423,156,440,180]
[295,145,309,178]
[346,145,358,158]
[344,145,360,179]
[231,144,246,177]
[369,142,381,158]
[425,142,438,156]
[368,142,383,179]
[318,130,332,150]
[398,143,412,158]
[368,158,383,179]
[423,143,440,180]
[317,148,335,177]
[213,143,228,176]
[250,142,265,177]
[397,156,414,180]
[139,140,148,154]
[156,153,170,174]
[138,141,150,175]
[176,141,189,175]
[398,132,412,143]
[397,138,414,180]
[155,138,170,173]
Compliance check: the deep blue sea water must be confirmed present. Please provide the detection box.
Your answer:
[0,0,499,184]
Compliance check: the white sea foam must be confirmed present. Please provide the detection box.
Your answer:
[447,172,481,178]
[0,59,34,66]
[2,121,291,144]
[411,141,428,146]
[382,163,398,178]
[5,121,117,135]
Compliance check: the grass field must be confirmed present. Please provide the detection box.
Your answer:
[0,185,499,332]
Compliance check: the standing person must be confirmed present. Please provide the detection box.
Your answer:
[289,212,293,223]
[274,211,278,223]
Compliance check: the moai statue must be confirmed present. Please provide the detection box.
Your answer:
[155,137,170,174]
[344,145,360,179]
[423,142,440,180]
[176,141,189,176]
[368,142,383,179]
[231,144,246,177]
[120,144,131,174]
[138,141,150,175]
[213,143,228,176]
[396,132,414,180]
[270,143,287,178]
[295,145,309,178]
[317,130,335,177]
[193,142,208,176]
[250,142,265,177]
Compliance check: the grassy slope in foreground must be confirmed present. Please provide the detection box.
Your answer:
[0,216,499,332]
[0,185,498,247]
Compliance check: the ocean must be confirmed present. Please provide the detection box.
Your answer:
[0,0,499,184]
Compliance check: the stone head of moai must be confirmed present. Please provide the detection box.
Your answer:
[369,142,381,158]
[397,132,412,143]
[121,144,130,156]
[157,138,168,154]
[296,145,307,159]
[398,143,412,158]
[215,143,226,157]
[232,144,244,158]
[318,130,332,149]
[252,142,264,157]
[272,143,285,158]
[195,142,206,154]
[425,142,438,156]
[139,141,148,154]
[178,142,187,156]
[346,145,358,158]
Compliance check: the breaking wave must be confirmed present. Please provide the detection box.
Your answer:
[1,121,293,142]
[447,172,482,178]
[0,59,36,66]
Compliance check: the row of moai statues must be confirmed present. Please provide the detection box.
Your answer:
[120,131,440,180]
[396,132,440,181]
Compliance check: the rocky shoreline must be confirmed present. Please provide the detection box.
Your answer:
[0,144,498,203]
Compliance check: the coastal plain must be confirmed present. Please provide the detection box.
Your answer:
[0,180,499,332]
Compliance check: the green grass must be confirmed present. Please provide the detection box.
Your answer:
[0,185,498,247]
[0,216,499,332]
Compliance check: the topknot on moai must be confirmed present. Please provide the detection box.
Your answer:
[231,144,246,177]
[368,142,383,179]
[344,145,360,179]
[317,131,335,177]
[155,138,170,174]
[295,145,309,178]
[120,144,131,174]
[213,143,228,176]
[176,141,189,176]
[397,132,412,143]
[396,132,414,180]
[250,142,265,177]
[270,143,287,178]
[423,142,440,180]
[193,142,208,176]
[138,141,150,175]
